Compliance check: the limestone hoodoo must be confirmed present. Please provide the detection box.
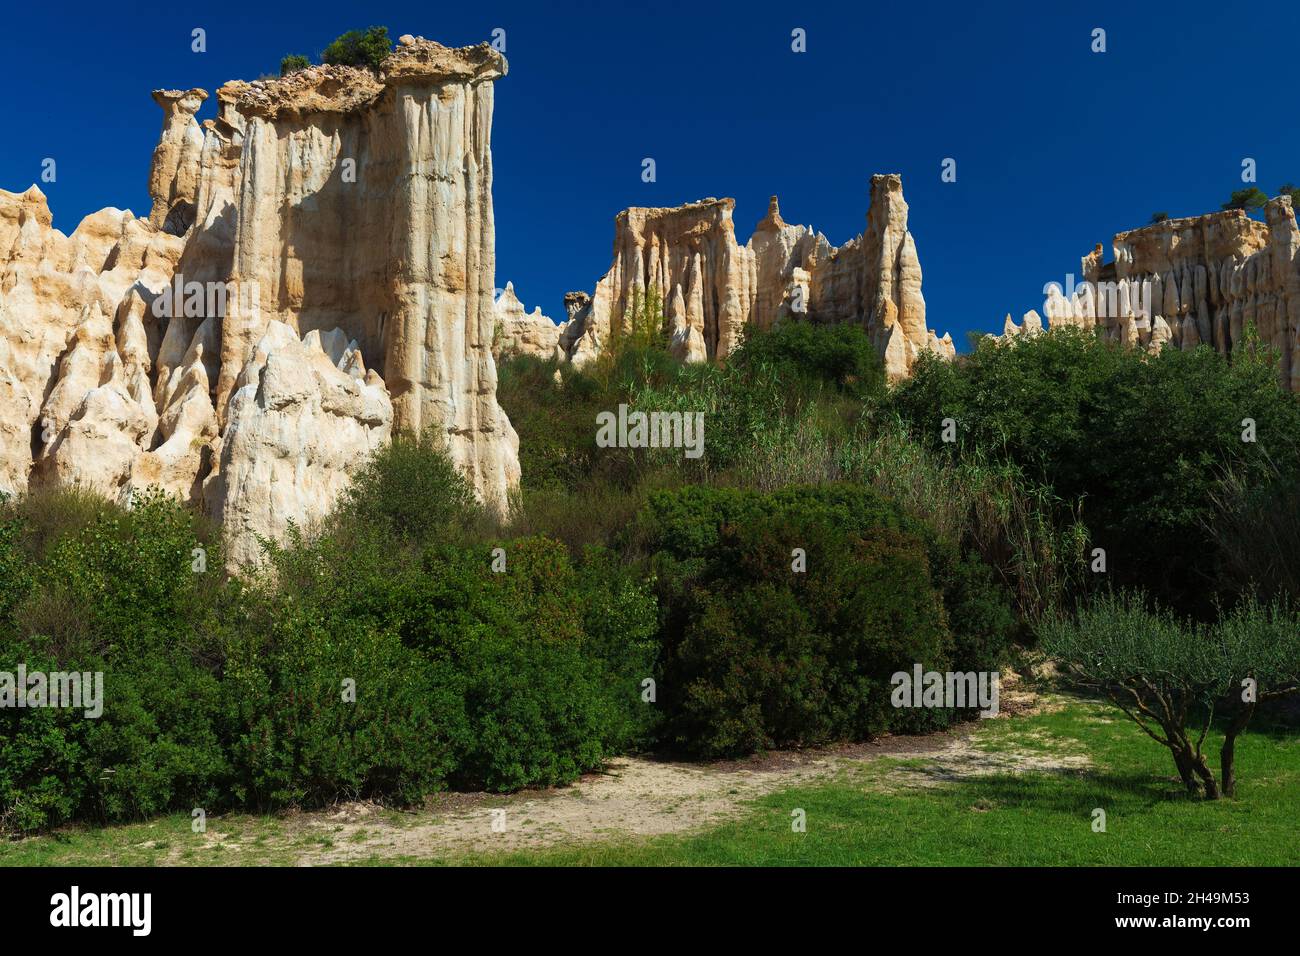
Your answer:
[503,174,956,381]
[0,35,521,568]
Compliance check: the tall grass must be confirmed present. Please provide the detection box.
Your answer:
[841,417,1089,624]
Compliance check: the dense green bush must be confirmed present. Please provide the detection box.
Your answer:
[840,419,1088,625]
[729,321,887,402]
[890,329,1300,615]
[0,438,660,830]
[0,493,227,831]
[334,428,482,547]
[279,54,311,75]
[322,26,392,72]
[635,484,1013,756]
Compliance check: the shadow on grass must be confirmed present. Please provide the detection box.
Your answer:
[911,765,1206,817]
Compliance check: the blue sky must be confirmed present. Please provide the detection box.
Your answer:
[3,0,1297,347]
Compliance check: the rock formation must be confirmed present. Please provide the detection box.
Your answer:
[147,88,208,235]
[503,175,956,380]
[1000,200,1300,391]
[0,187,184,496]
[0,36,520,567]
[492,282,561,360]
[206,323,392,567]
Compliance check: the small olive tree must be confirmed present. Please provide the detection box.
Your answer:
[1213,600,1300,796]
[1039,593,1300,799]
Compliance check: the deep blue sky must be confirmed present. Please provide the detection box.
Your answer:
[3,0,1297,347]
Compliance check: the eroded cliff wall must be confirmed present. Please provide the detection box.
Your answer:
[504,173,955,380]
[1002,199,1300,391]
[0,35,520,566]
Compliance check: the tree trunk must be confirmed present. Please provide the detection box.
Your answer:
[1172,747,1200,795]
[1220,704,1255,799]
[1191,752,1219,800]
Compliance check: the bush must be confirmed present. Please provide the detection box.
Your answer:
[221,614,460,808]
[729,321,887,402]
[889,328,1300,615]
[279,54,311,75]
[635,484,1012,757]
[841,418,1087,625]
[0,491,227,831]
[1208,466,1300,603]
[322,26,392,72]
[257,437,659,794]
[387,538,655,790]
[334,428,481,549]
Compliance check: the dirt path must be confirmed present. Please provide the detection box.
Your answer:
[291,696,1083,863]
[161,681,1084,865]
[302,731,967,864]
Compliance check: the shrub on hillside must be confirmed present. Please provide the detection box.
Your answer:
[1208,466,1300,603]
[889,328,1300,615]
[333,428,482,548]
[729,321,887,401]
[322,27,392,72]
[0,492,227,831]
[257,439,660,793]
[279,54,311,75]
[634,484,1013,756]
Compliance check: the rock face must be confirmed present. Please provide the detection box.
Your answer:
[528,175,955,380]
[211,36,519,507]
[0,36,520,566]
[207,322,392,567]
[1001,200,1300,391]
[0,186,184,497]
[147,88,208,235]
[492,282,561,360]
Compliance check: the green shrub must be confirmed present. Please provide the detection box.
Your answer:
[729,321,887,402]
[0,492,227,831]
[398,538,652,790]
[334,428,481,549]
[841,419,1087,626]
[279,54,311,75]
[322,26,392,72]
[0,506,31,635]
[636,484,1011,757]
[221,615,460,808]
[1208,466,1300,603]
[889,328,1300,615]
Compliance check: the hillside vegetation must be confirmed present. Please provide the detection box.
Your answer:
[3,323,1298,833]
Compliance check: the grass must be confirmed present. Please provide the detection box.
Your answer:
[3,695,1296,867]
[450,698,1298,867]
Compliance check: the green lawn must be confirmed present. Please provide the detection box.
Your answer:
[4,695,1297,867]
[455,699,1300,867]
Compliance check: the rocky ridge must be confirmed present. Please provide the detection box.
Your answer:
[0,35,519,567]
[498,174,957,381]
[1000,199,1300,391]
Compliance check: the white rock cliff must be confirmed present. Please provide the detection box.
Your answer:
[0,36,521,567]
[500,175,956,381]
